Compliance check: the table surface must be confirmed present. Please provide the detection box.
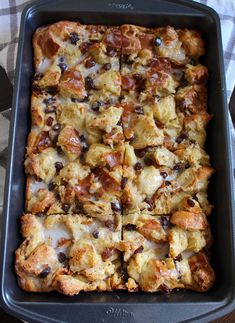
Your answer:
[0,66,235,323]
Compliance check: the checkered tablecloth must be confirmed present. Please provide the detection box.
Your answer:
[0,109,11,215]
[0,0,235,214]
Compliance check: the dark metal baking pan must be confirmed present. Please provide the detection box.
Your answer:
[1,0,235,322]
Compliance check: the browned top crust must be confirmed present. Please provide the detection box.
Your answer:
[16,20,215,295]
[16,213,123,294]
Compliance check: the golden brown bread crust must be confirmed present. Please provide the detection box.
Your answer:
[122,210,213,292]
[15,213,124,294]
[16,21,215,295]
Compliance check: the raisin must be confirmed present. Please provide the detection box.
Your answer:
[58,252,67,263]
[160,171,168,179]
[52,123,61,131]
[45,106,56,113]
[55,162,64,172]
[160,216,170,230]
[128,133,135,143]
[48,182,55,191]
[85,58,96,68]
[46,116,54,126]
[106,46,116,57]
[134,246,144,254]
[92,101,101,111]
[144,197,155,211]
[121,177,128,189]
[57,146,63,154]
[58,62,67,73]
[43,97,55,106]
[69,32,80,45]
[102,247,114,261]
[71,97,88,103]
[35,131,51,150]
[79,41,92,54]
[79,134,86,142]
[52,133,59,145]
[190,139,196,145]
[105,220,115,230]
[55,192,61,200]
[165,181,171,186]
[153,37,162,47]
[137,79,146,93]
[123,55,132,65]
[103,63,111,71]
[85,76,96,90]
[92,230,99,239]
[46,87,57,95]
[73,201,84,214]
[125,224,136,231]
[79,135,89,152]
[134,73,145,93]
[134,106,144,115]
[32,83,42,94]
[62,203,70,213]
[144,156,153,166]
[187,199,195,207]
[133,73,142,81]
[120,268,128,281]
[155,120,164,129]
[111,201,122,212]
[176,132,188,144]
[173,163,183,171]
[38,266,51,278]
[61,179,67,186]
[174,254,182,262]
[134,162,143,171]
[178,101,187,113]
[135,148,147,158]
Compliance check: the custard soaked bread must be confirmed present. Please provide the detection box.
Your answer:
[16,21,215,295]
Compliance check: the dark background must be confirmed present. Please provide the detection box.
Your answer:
[0,66,234,322]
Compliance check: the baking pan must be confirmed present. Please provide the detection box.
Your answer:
[1,0,235,322]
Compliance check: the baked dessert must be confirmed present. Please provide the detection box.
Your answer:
[16,213,123,294]
[16,21,215,295]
